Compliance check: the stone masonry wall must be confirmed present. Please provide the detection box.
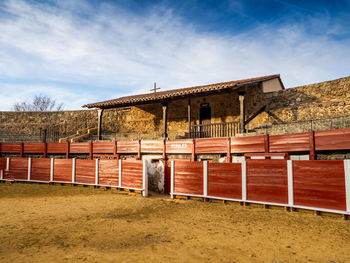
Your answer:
[247,76,350,134]
[0,110,97,142]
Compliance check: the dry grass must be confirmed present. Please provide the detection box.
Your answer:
[0,182,350,262]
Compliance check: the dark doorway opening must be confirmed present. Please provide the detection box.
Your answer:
[200,105,211,137]
[200,105,211,125]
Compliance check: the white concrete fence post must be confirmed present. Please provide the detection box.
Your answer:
[344,160,350,213]
[241,160,247,201]
[118,159,122,188]
[6,157,10,171]
[72,158,76,183]
[95,158,99,186]
[50,158,54,182]
[142,159,148,197]
[27,158,31,181]
[287,160,294,206]
[203,161,208,197]
[170,160,175,199]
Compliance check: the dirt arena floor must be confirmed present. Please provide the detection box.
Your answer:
[0,183,350,263]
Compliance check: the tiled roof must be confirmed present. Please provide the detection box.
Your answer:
[83,74,281,108]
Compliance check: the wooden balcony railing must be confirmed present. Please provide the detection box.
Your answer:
[190,121,240,138]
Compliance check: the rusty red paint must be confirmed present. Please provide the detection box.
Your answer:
[174,160,203,195]
[208,162,241,199]
[141,140,163,153]
[75,159,95,184]
[117,141,139,153]
[121,160,143,189]
[30,158,50,181]
[195,138,228,154]
[0,158,6,172]
[0,143,21,153]
[69,142,90,154]
[98,159,119,186]
[269,132,310,152]
[6,158,28,180]
[47,143,67,154]
[293,160,346,211]
[246,160,288,204]
[231,136,265,153]
[53,159,72,182]
[92,142,115,154]
[315,128,350,151]
[23,143,46,154]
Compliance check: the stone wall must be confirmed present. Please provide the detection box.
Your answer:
[0,110,97,142]
[1,76,349,142]
[247,76,350,134]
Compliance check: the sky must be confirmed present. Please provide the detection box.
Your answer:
[0,0,349,110]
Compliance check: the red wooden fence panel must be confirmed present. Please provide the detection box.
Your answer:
[98,159,119,186]
[69,142,90,154]
[166,140,193,154]
[31,158,50,181]
[53,159,72,182]
[121,160,143,189]
[293,160,346,211]
[141,140,163,153]
[246,160,288,204]
[0,143,21,153]
[117,141,139,153]
[231,136,265,153]
[47,143,67,153]
[75,159,95,184]
[164,159,191,194]
[6,158,28,180]
[269,132,310,152]
[174,160,203,195]
[23,143,46,153]
[93,142,115,154]
[195,138,228,154]
[315,128,350,151]
[0,158,6,170]
[208,162,241,199]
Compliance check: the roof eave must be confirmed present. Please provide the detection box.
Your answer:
[82,74,282,109]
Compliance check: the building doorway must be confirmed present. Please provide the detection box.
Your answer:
[200,104,211,137]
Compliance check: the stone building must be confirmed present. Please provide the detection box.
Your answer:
[83,74,284,140]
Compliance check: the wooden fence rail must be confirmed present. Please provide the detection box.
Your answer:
[0,157,148,196]
[170,159,350,215]
[1,128,350,161]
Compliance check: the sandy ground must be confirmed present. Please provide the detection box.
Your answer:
[0,183,350,263]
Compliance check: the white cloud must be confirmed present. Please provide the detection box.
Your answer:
[0,0,349,110]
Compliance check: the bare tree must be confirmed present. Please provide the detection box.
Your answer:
[12,94,65,111]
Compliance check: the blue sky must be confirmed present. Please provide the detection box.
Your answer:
[0,0,349,110]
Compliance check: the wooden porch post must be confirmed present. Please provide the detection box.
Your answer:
[188,99,191,138]
[239,93,246,133]
[162,103,168,139]
[97,108,104,140]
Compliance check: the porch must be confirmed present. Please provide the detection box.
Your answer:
[83,74,284,141]
[190,121,241,138]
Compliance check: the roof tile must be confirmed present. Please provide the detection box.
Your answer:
[83,74,281,108]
